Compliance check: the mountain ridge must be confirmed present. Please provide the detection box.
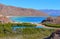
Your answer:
[40,9,60,16]
[0,4,48,16]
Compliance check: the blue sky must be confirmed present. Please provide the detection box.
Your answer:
[0,0,60,10]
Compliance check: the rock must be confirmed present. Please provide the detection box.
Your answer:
[44,29,60,39]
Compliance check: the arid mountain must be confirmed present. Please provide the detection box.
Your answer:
[40,10,60,16]
[0,4,48,16]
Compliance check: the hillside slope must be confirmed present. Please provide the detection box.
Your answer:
[0,4,48,16]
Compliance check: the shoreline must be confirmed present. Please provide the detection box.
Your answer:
[6,16,48,18]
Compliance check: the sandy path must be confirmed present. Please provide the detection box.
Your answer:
[37,24,60,29]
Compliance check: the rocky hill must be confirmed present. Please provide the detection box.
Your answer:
[0,4,48,16]
[42,16,60,24]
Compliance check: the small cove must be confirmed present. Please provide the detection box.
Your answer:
[9,16,47,29]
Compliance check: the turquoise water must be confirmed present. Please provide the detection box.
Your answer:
[10,17,47,29]
[13,26,43,30]
[10,17,47,23]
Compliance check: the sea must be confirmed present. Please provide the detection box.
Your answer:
[9,16,47,23]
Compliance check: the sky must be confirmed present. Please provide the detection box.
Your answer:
[0,0,60,10]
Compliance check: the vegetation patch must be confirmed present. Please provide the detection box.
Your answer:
[0,22,55,39]
[42,23,60,28]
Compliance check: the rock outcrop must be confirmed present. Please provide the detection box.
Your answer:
[44,29,60,39]
[0,14,11,23]
[42,16,60,24]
